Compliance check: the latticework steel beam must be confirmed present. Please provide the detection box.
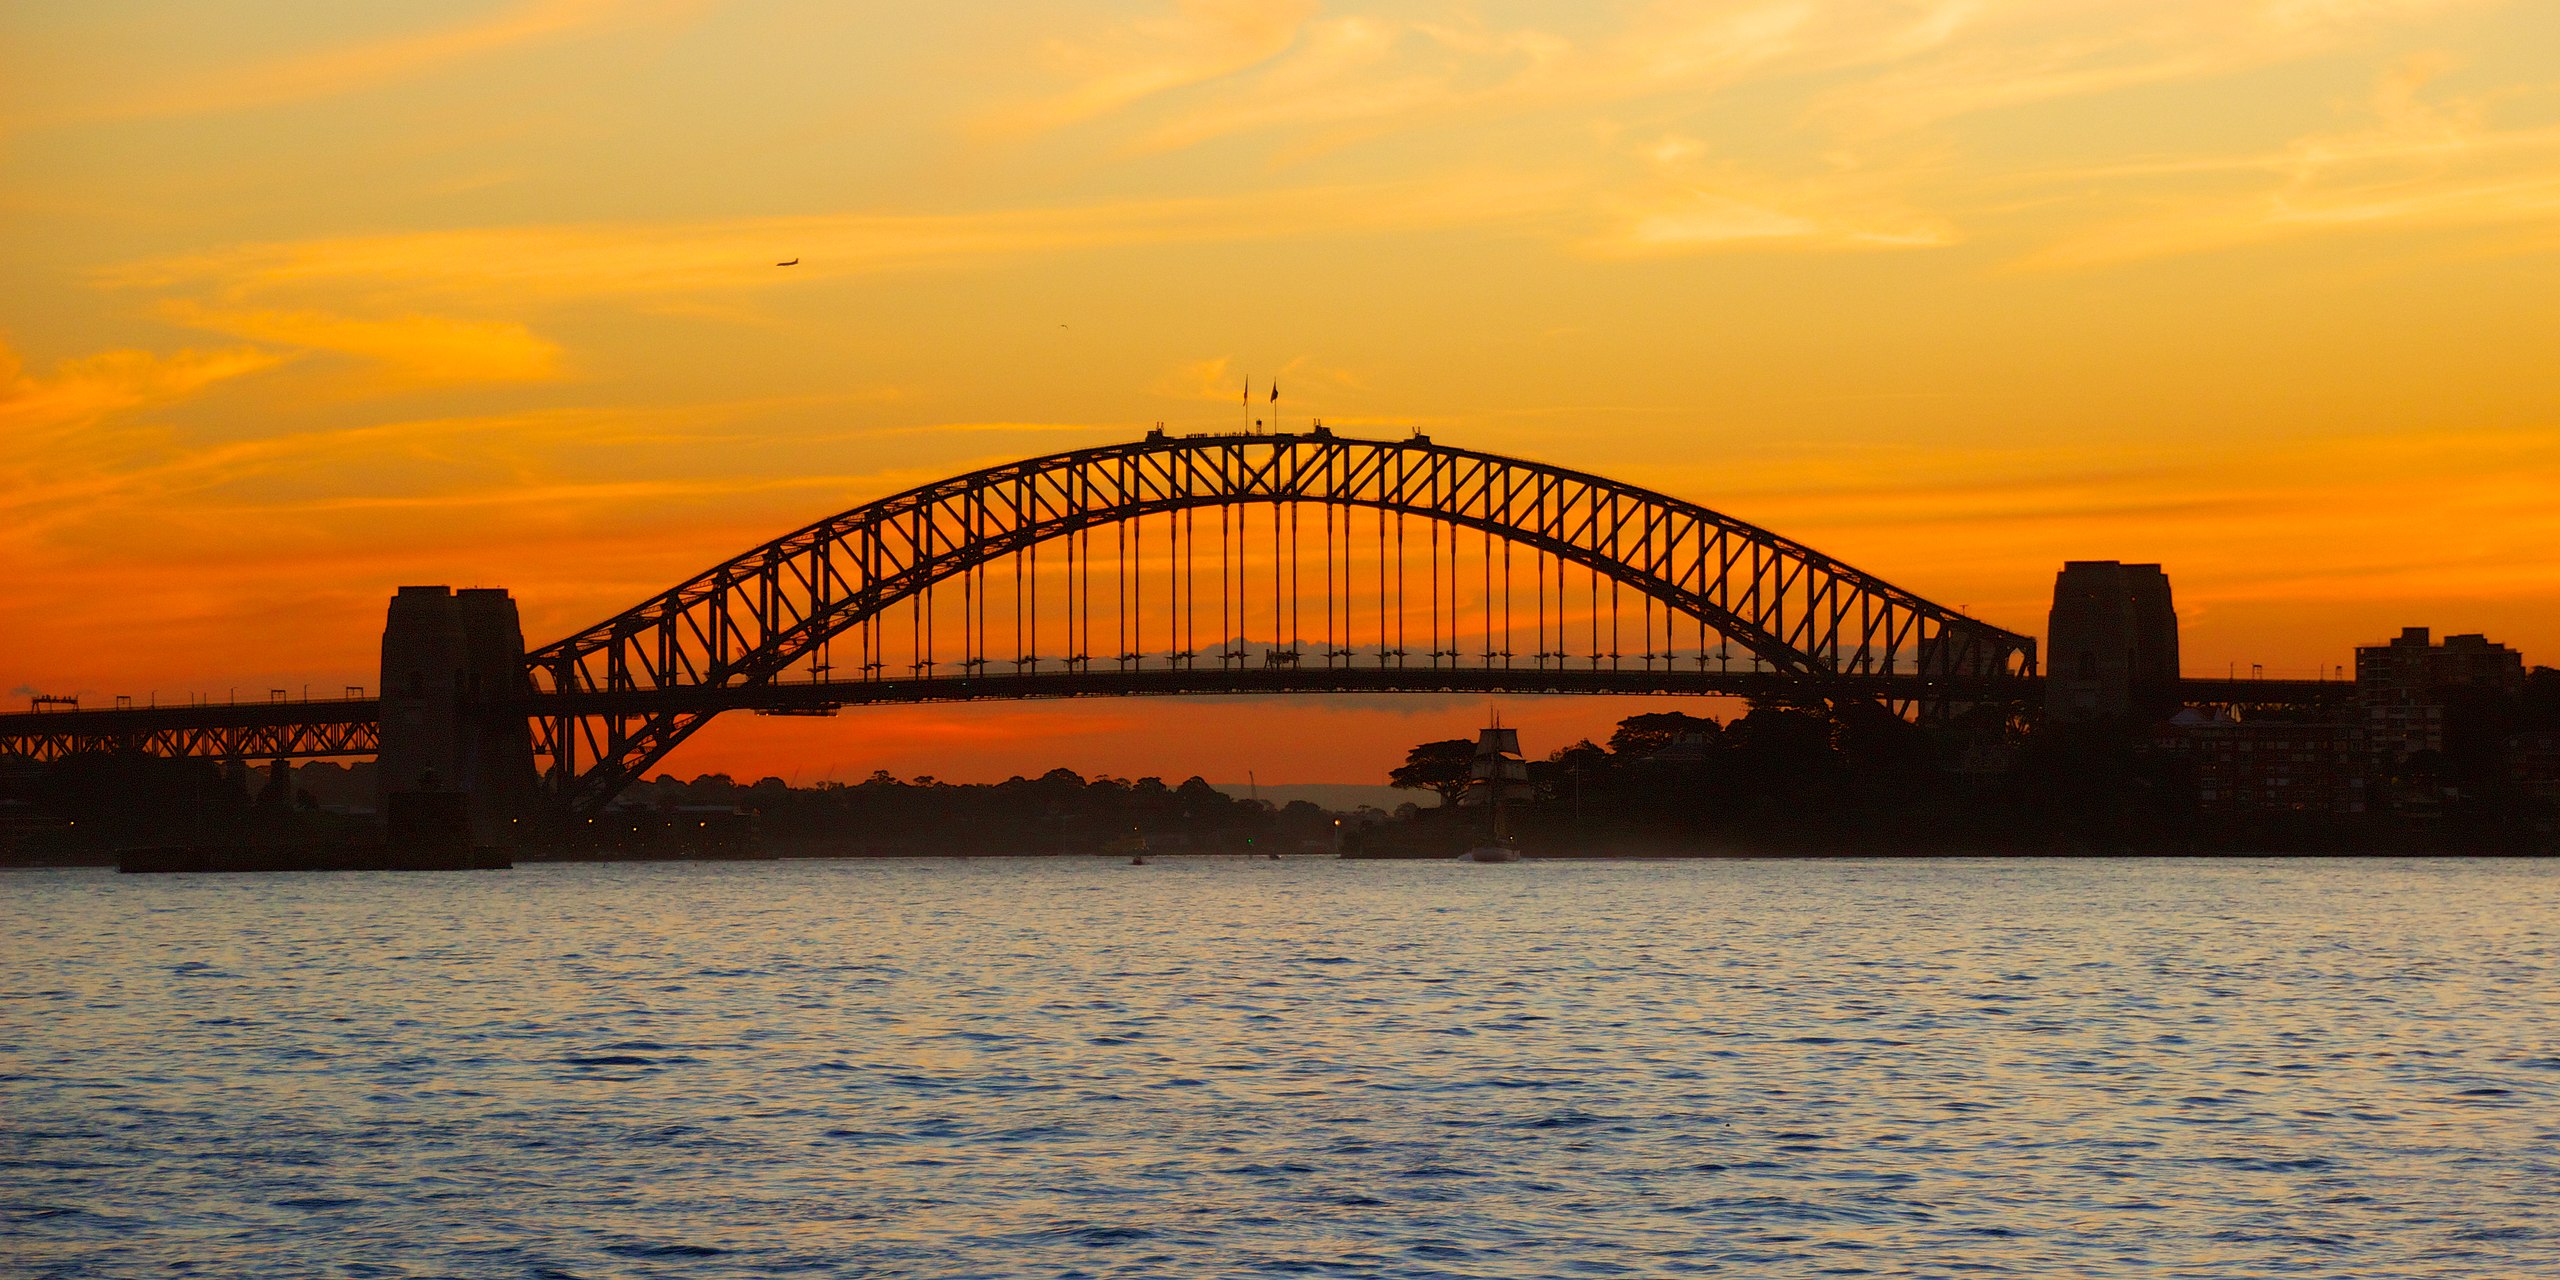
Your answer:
[527,429,2040,812]
[0,701,381,764]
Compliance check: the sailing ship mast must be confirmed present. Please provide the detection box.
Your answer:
[1461,714,1532,851]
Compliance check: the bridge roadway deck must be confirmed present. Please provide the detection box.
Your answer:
[536,665,2034,716]
[0,672,2350,761]
[0,697,382,763]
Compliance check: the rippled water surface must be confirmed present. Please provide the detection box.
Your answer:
[6,857,2559,1278]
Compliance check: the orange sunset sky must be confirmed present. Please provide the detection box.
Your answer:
[6,1,2559,788]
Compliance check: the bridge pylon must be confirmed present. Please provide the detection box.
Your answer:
[377,586,539,843]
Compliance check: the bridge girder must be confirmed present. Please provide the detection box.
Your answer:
[0,702,381,764]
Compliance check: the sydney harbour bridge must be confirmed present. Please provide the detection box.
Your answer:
[0,429,2334,833]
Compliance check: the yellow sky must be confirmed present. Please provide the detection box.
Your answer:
[5,1,2558,785]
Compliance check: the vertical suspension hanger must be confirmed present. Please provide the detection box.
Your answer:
[961,505,975,675]
[1396,502,1407,667]
[1644,551,1655,669]
[1273,481,1284,664]
[1027,488,1039,673]
[1065,500,1077,669]
[1697,553,1708,672]
[1179,503,1190,668]
[1446,505,1457,664]
[1220,476,1232,667]
[1381,501,1393,666]
[1013,492,1024,674]
[1324,491,1334,667]
[1134,506,1145,669]
[1289,492,1301,663]
[1429,510,1441,667]
[1117,508,1127,668]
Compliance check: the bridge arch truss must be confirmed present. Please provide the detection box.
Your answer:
[527,431,2036,813]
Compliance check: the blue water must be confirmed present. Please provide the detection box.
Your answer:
[5,856,2558,1277]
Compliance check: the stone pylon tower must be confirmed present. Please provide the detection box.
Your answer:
[2045,561,2180,723]
[377,586,538,843]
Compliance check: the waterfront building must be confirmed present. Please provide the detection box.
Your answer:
[2355,627,2525,759]
[2511,731,2560,804]
[2154,708,2364,814]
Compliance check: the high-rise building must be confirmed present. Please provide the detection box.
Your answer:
[2355,627,2525,759]
[2045,561,2180,722]
[2511,731,2560,805]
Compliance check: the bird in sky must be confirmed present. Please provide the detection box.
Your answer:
[776,258,799,266]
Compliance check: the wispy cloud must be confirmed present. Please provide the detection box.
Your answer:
[1151,356,1240,401]
[74,0,689,122]
[979,0,1316,135]
[0,339,280,454]
[1578,131,1957,256]
[974,0,2529,267]
[157,301,565,383]
[1802,0,2492,134]
[2022,56,2560,267]
[104,175,1582,307]
[995,1,2481,156]
[6,401,785,532]
[1010,3,1826,157]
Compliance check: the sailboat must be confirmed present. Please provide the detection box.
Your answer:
[1457,718,1530,863]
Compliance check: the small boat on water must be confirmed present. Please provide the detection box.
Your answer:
[1107,829,1150,864]
[1457,717,1531,863]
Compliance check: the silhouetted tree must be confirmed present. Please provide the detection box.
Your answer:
[1390,739,1475,806]
[1607,712,1720,758]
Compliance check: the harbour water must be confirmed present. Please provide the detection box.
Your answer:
[5,856,2557,1277]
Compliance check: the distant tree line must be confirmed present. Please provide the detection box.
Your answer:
[596,769,1339,857]
[0,754,1344,863]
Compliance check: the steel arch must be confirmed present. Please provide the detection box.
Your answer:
[526,429,2036,812]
